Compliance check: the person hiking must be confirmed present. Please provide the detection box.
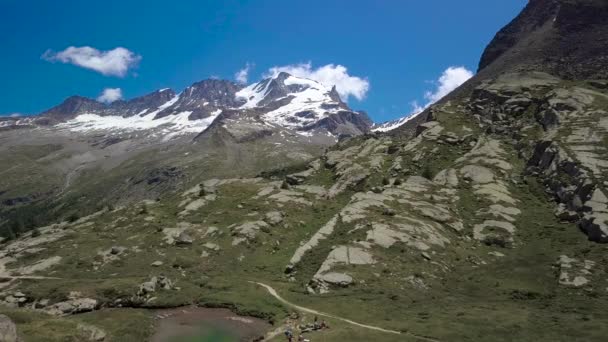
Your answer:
[284,329,294,342]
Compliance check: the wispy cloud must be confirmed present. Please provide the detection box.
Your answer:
[97,88,123,103]
[42,46,141,77]
[235,62,253,84]
[263,62,369,101]
[409,66,474,114]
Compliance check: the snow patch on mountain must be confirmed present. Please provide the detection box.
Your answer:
[235,80,272,109]
[263,87,340,128]
[57,95,222,137]
[237,74,343,128]
[42,72,369,138]
[372,114,417,132]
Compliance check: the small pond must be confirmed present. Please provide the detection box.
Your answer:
[151,307,270,342]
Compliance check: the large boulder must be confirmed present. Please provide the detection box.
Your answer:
[47,298,98,316]
[174,231,194,245]
[138,276,173,296]
[264,211,284,226]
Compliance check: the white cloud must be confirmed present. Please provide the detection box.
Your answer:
[97,88,123,104]
[263,62,369,101]
[42,46,141,77]
[409,66,474,114]
[235,63,253,84]
[9,113,22,118]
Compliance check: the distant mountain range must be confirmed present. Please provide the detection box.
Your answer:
[3,72,380,139]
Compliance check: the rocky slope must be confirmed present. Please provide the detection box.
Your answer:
[0,73,371,237]
[1,1,608,341]
[478,0,608,80]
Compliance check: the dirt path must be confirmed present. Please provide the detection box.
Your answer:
[250,281,440,342]
[0,276,61,280]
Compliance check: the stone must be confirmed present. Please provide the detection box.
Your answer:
[47,298,98,315]
[405,275,428,290]
[382,208,396,216]
[151,261,163,267]
[288,216,338,267]
[539,109,560,129]
[433,168,459,187]
[175,231,193,245]
[473,220,516,246]
[264,211,284,226]
[138,279,157,295]
[138,276,173,296]
[317,272,353,286]
[285,174,305,185]
[460,165,494,184]
[203,242,220,251]
[231,221,270,245]
[204,226,220,237]
[557,255,594,288]
[314,246,375,278]
[411,203,453,223]
[579,213,608,243]
[78,323,106,341]
[0,314,18,342]
[474,183,517,204]
[555,204,579,221]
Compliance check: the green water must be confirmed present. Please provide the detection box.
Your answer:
[169,327,238,342]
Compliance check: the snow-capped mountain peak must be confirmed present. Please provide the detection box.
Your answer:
[28,72,371,139]
[236,72,349,128]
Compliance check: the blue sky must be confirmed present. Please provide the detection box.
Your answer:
[0,0,526,122]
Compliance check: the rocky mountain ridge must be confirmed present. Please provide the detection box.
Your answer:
[22,72,371,139]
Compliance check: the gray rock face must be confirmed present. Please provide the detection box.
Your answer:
[478,0,608,80]
[40,89,177,122]
[254,72,309,107]
[0,314,19,342]
[317,272,353,286]
[302,110,373,138]
[110,89,176,117]
[40,96,105,121]
[527,139,608,243]
[155,79,243,120]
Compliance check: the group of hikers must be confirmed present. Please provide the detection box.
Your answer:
[284,316,330,341]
